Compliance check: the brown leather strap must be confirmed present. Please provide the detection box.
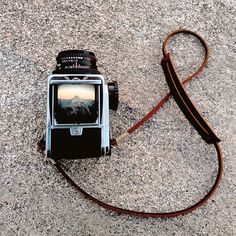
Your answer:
[113,30,212,141]
[55,142,222,218]
[52,29,223,218]
[161,53,220,144]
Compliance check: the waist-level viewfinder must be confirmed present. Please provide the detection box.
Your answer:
[46,50,118,159]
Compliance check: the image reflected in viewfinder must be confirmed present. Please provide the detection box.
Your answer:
[55,84,98,124]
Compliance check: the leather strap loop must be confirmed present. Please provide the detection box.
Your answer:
[55,142,222,218]
[51,29,223,218]
[162,29,209,85]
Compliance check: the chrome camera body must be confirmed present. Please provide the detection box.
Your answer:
[45,50,118,159]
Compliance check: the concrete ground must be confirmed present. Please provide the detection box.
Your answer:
[0,0,235,235]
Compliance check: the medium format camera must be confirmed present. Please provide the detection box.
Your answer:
[46,50,118,159]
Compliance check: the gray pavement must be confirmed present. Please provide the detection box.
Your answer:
[0,0,235,235]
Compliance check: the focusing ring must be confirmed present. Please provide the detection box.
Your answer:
[55,50,100,74]
[52,68,100,74]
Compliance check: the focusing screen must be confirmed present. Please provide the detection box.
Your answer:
[55,84,98,124]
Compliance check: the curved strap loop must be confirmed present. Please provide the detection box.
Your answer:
[162,29,209,85]
[55,142,222,218]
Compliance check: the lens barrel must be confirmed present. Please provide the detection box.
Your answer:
[53,49,119,110]
[53,50,100,74]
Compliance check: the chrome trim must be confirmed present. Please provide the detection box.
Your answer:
[46,74,110,158]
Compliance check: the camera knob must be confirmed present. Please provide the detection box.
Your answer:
[108,81,119,111]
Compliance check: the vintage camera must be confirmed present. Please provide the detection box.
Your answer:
[46,50,118,159]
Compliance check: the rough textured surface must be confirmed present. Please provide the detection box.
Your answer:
[0,0,235,235]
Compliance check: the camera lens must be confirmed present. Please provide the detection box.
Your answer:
[53,50,100,74]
